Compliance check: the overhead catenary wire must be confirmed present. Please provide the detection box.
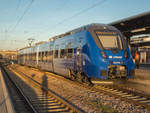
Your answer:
[7,0,22,32]
[10,0,34,32]
[14,0,22,15]
[30,0,107,38]
[23,0,70,38]
[55,0,107,25]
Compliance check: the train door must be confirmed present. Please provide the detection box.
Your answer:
[53,44,60,73]
[60,42,68,75]
[65,40,74,77]
[76,40,82,73]
[36,45,40,67]
[49,41,54,72]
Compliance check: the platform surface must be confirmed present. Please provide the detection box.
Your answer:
[0,72,8,113]
[0,69,15,113]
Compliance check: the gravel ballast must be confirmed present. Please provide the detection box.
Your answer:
[9,64,148,113]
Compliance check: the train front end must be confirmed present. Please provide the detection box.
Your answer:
[88,24,135,79]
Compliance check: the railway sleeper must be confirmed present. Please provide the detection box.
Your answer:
[139,100,150,103]
[132,97,147,101]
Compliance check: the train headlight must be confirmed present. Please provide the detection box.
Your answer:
[119,66,125,70]
[124,51,128,59]
[101,51,107,59]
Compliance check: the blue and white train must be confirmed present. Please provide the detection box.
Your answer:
[18,24,135,83]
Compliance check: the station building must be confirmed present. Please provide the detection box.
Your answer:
[130,35,150,64]
[0,50,17,61]
[110,11,150,65]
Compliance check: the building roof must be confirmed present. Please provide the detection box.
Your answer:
[109,11,150,38]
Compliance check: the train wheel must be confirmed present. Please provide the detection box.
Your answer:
[77,72,85,83]
[68,69,76,81]
[83,75,88,83]
[84,76,94,86]
[68,69,72,79]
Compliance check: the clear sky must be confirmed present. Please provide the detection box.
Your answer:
[0,0,150,50]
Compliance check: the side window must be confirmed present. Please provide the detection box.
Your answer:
[66,42,73,58]
[55,50,58,58]
[29,54,31,60]
[32,53,34,61]
[31,53,33,60]
[60,43,65,58]
[23,54,25,60]
[60,49,65,58]
[25,54,27,60]
[42,52,44,61]
[24,54,26,60]
[45,51,48,62]
[49,44,54,61]
[54,45,59,58]
[26,54,29,60]
[68,48,73,58]
[48,51,53,62]
[39,52,42,61]
[34,53,36,61]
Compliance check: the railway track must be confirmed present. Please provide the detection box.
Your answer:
[76,79,150,111]
[0,63,37,113]
[8,64,150,112]
[93,84,150,111]
[2,64,85,113]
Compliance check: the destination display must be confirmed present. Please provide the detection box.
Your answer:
[95,31,117,35]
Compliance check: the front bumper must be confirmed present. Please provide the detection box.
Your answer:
[108,65,126,78]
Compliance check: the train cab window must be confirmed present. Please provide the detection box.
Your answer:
[95,31,123,50]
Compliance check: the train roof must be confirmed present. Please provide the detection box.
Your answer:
[19,46,30,51]
[49,23,115,41]
[35,41,47,45]
[19,23,116,51]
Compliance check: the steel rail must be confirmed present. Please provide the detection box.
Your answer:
[9,66,85,113]
[10,64,150,112]
[0,63,38,113]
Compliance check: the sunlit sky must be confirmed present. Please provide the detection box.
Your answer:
[0,0,150,50]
